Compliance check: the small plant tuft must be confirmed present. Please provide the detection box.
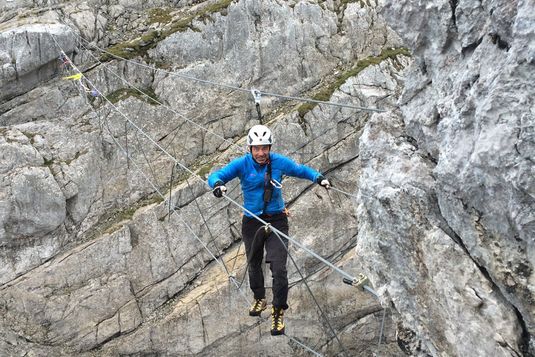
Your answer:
[297,47,411,119]
[105,87,161,105]
[147,8,173,25]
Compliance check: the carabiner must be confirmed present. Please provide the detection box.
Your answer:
[270,179,282,189]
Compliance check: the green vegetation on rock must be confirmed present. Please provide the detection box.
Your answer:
[101,0,234,61]
[297,47,411,118]
[148,8,173,25]
[197,162,215,179]
[105,87,160,105]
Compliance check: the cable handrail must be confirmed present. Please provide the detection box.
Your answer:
[74,33,385,113]
[76,40,246,155]
[106,110,325,357]
[62,41,373,291]
[329,186,360,200]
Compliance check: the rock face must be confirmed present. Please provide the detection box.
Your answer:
[3,0,530,355]
[357,0,534,355]
[0,0,408,356]
[0,23,76,104]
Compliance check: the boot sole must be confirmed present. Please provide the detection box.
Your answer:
[249,308,267,317]
[270,329,285,336]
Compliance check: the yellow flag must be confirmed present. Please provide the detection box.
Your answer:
[62,73,83,80]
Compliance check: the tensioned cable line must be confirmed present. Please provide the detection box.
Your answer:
[104,117,234,278]
[225,189,381,303]
[76,37,376,214]
[101,113,325,357]
[223,194,368,288]
[72,35,245,152]
[79,38,356,220]
[63,42,366,285]
[258,90,385,113]
[76,34,234,264]
[272,229,350,357]
[79,38,351,210]
[77,41,384,204]
[74,33,385,113]
[71,13,386,343]
[75,39,246,211]
[106,105,324,357]
[75,37,260,280]
[50,33,232,277]
[329,186,359,200]
[76,41,246,155]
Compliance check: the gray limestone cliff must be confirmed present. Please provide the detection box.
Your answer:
[0,0,533,356]
[357,0,534,355]
[1,0,405,356]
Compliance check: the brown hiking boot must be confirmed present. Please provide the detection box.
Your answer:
[271,306,285,335]
[249,298,267,316]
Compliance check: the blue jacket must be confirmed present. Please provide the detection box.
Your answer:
[208,152,322,217]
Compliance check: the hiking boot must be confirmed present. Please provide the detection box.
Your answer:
[271,307,285,336]
[249,298,267,316]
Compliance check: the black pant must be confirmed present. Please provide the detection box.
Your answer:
[242,213,289,310]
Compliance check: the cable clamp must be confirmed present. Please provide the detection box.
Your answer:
[251,88,262,104]
[343,273,369,288]
[251,89,263,122]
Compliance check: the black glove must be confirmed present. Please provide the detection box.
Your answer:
[212,181,227,198]
[316,175,331,189]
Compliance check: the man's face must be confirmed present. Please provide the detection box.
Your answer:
[251,145,271,164]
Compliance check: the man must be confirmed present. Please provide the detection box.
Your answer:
[208,124,330,336]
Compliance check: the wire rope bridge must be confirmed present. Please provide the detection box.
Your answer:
[49,26,388,356]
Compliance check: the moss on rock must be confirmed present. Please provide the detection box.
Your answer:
[297,47,411,118]
[101,0,235,62]
[105,87,160,105]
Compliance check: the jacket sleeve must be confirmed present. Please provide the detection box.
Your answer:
[279,155,321,182]
[207,156,243,188]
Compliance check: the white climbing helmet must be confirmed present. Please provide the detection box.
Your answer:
[247,125,273,146]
